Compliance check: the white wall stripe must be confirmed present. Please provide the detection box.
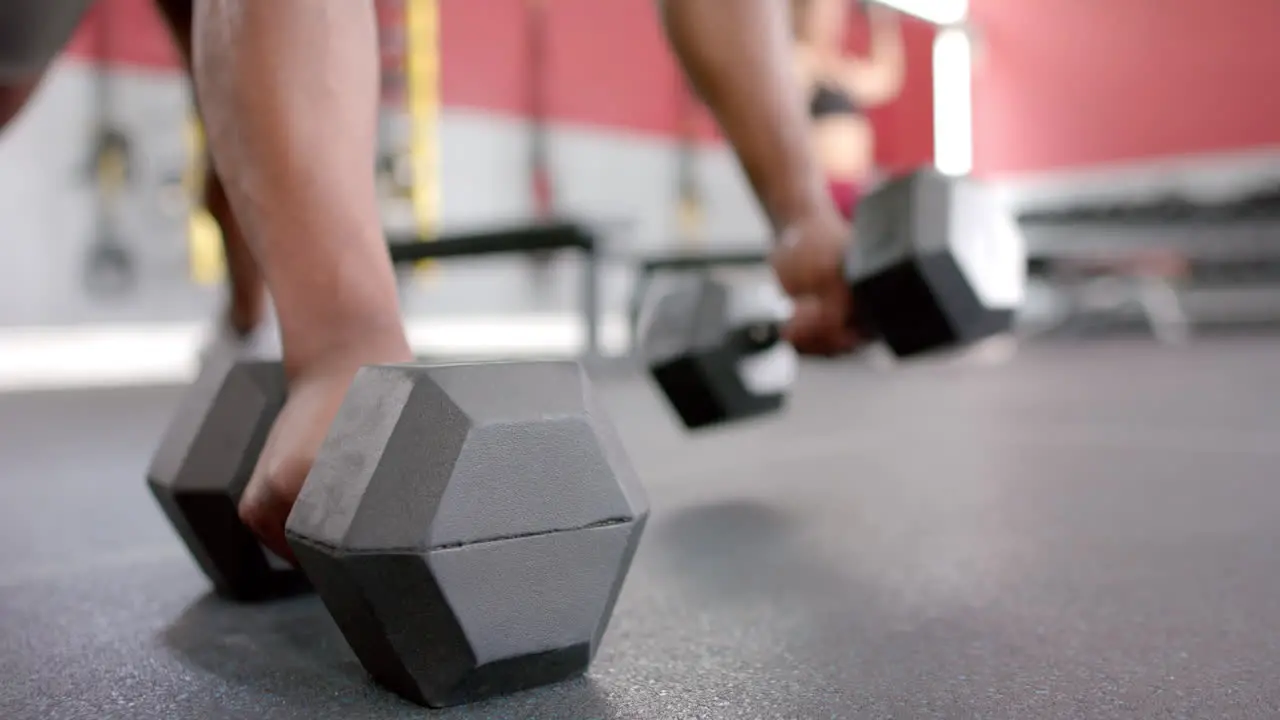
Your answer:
[933,26,974,177]
[0,314,631,392]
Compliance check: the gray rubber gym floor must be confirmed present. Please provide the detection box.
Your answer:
[4,339,1280,719]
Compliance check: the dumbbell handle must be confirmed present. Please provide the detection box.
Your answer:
[727,322,784,354]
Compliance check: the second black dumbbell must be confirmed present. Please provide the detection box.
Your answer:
[642,169,1025,429]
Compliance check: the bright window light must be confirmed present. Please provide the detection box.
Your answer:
[933,26,973,176]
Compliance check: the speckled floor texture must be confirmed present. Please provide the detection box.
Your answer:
[4,339,1280,719]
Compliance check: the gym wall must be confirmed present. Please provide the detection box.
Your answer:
[971,0,1280,204]
[0,0,937,329]
[64,0,178,70]
[440,0,937,173]
[436,0,937,235]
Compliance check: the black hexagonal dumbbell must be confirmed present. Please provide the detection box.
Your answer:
[147,355,308,601]
[640,275,797,430]
[849,168,1026,356]
[286,361,647,707]
[148,357,648,708]
[641,168,1026,429]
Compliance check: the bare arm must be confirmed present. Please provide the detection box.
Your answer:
[659,0,835,232]
[832,6,906,107]
[192,0,409,375]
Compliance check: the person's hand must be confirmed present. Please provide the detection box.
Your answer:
[238,338,414,563]
[770,212,862,356]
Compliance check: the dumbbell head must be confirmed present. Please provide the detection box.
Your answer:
[642,276,797,430]
[284,361,648,708]
[146,356,309,601]
[847,168,1026,357]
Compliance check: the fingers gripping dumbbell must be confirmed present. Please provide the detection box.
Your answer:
[148,356,648,708]
[643,169,1026,429]
[146,356,305,600]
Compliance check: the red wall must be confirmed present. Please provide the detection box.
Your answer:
[441,0,716,139]
[443,0,936,164]
[64,0,180,71]
[58,0,936,170]
[971,0,1280,176]
[850,16,936,172]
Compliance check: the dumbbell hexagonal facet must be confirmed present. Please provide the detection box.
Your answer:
[285,360,648,708]
[147,356,308,601]
[848,168,1026,357]
[642,276,796,429]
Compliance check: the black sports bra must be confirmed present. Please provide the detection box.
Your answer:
[809,82,859,119]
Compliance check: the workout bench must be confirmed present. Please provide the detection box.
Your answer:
[1021,186,1280,343]
[385,220,605,359]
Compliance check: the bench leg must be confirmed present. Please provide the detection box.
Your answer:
[628,270,654,355]
[1137,275,1191,346]
[581,249,602,360]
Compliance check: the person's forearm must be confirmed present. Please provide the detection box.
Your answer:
[659,0,834,232]
[868,8,906,85]
[191,0,407,373]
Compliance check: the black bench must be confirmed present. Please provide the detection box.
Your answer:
[1019,183,1280,262]
[1018,186,1280,342]
[386,220,605,359]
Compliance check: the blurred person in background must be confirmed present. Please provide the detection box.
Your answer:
[791,0,905,220]
[789,0,1026,366]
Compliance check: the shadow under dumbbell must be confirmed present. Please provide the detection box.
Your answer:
[159,592,389,702]
[654,499,840,604]
[160,591,620,717]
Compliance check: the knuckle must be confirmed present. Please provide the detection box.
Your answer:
[238,499,267,534]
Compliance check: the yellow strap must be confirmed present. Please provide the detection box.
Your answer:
[405,0,440,273]
[95,143,129,195]
[676,194,706,245]
[185,115,226,285]
[674,78,706,245]
[189,209,226,285]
